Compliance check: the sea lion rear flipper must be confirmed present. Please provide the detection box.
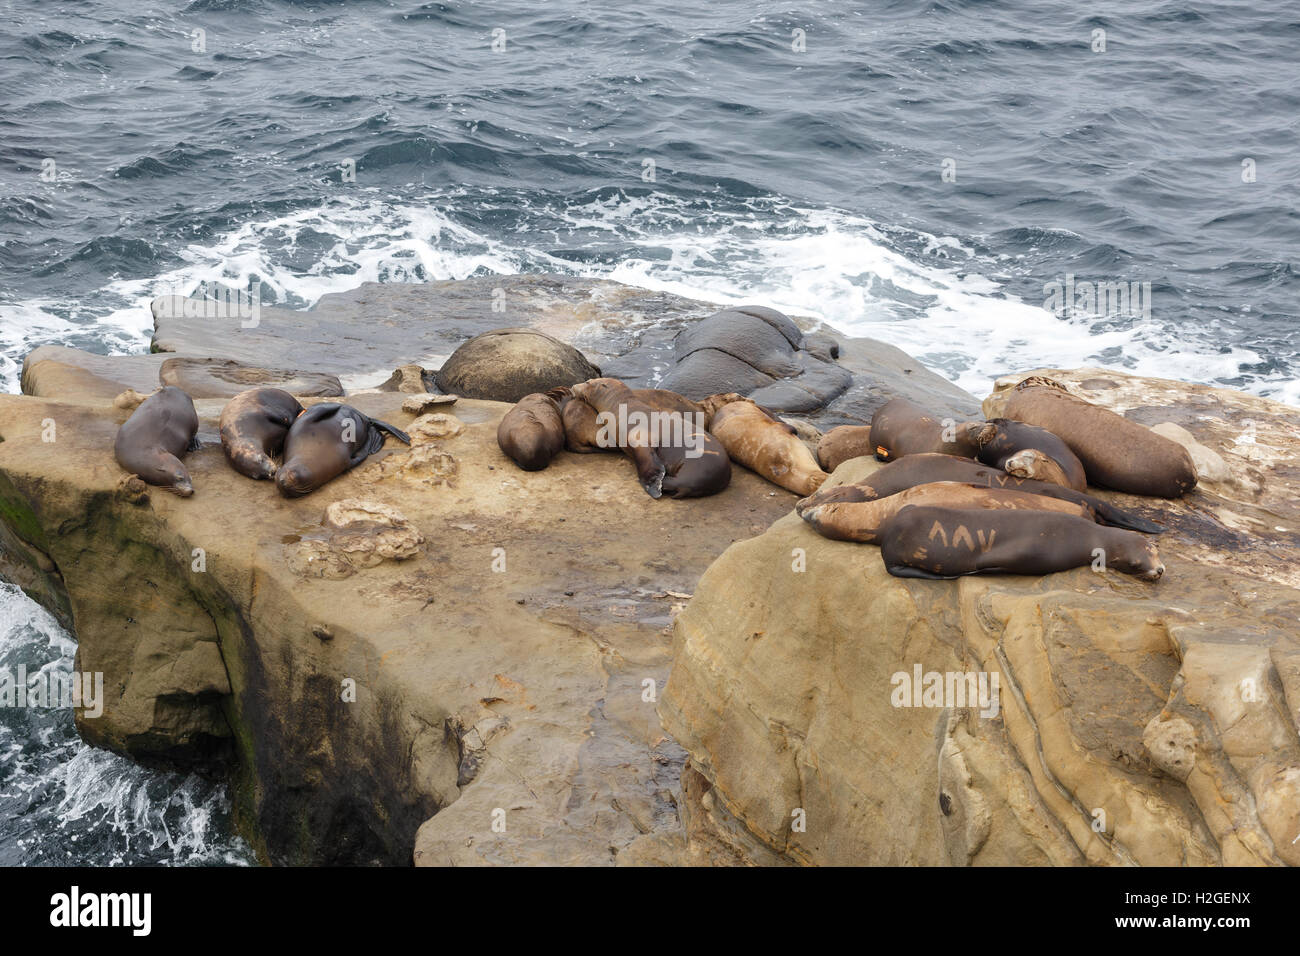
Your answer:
[1091,501,1163,534]
[186,436,202,452]
[369,418,411,445]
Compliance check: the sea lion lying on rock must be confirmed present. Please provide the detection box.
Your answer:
[220,387,305,480]
[113,385,199,496]
[707,399,826,496]
[801,481,1092,543]
[276,403,411,497]
[1004,377,1197,497]
[867,398,986,462]
[796,453,1161,533]
[497,391,566,472]
[878,505,1165,580]
[960,418,1087,491]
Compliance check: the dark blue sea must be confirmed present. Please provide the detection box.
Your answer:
[1,0,1296,864]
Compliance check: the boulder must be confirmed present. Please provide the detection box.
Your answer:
[658,367,1300,866]
[433,327,601,403]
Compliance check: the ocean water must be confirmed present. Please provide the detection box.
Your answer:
[0,0,1296,863]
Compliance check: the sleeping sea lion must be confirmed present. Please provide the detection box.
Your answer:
[960,418,1087,491]
[219,387,304,480]
[276,403,411,497]
[867,399,985,462]
[801,481,1091,543]
[878,505,1165,580]
[1004,380,1197,497]
[706,399,826,496]
[794,453,1162,533]
[113,385,200,496]
[498,391,566,471]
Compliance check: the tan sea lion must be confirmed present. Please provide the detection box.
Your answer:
[219,387,304,480]
[867,398,986,462]
[795,453,1162,533]
[960,418,1087,491]
[708,400,826,495]
[1004,380,1197,497]
[497,391,566,471]
[276,403,411,497]
[878,505,1165,580]
[113,385,199,496]
[801,481,1091,543]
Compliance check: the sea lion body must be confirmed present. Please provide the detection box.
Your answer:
[817,424,874,472]
[801,481,1090,543]
[878,505,1165,580]
[113,385,199,496]
[1005,382,1197,497]
[498,392,566,471]
[708,400,826,496]
[868,399,983,462]
[276,403,411,497]
[219,387,304,480]
[569,378,670,497]
[964,418,1087,491]
[795,453,1161,533]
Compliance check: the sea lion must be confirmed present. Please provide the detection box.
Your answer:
[113,385,199,496]
[867,399,986,462]
[801,481,1092,543]
[708,400,827,496]
[569,378,671,498]
[878,505,1165,580]
[1004,380,1197,497]
[219,387,304,480]
[960,418,1087,491]
[816,424,873,472]
[276,403,411,497]
[794,453,1162,533]
[497,391,566,471]
[566,379,731,498]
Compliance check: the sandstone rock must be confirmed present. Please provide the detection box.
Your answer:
[158,357,342,398]
[660,368,1300,867]
[401,393,459,415]
[434,327,601,403]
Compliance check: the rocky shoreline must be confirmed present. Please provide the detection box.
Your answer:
[1,275,1296,865]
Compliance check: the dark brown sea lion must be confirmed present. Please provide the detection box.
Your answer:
[113,385,199,496]
[1004,380,1197,497]
[708,400,826,495]
[867,399,987,462]
[878,505,1165,580]
[566,378,731,498]
[801,481,1091,543]
[568,378,670,498]
[960,418,1087,491]
[497,391,566,471]
[219,387,304,480]
[794,453,1162,533]
[276,403,411,497]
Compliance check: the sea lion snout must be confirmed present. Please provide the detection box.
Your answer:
[276,463,314,497]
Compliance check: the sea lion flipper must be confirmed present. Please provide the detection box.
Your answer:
[883,564,954,580]
[1092,503,1163,534]
[369,418,411,445]
[186,435,202,453]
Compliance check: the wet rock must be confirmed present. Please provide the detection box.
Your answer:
[158,357,342,398]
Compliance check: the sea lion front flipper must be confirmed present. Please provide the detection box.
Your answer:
[1090,501,1163,534]
[186,436,202,453]
[883,564,956,580]
[369,418,411,445]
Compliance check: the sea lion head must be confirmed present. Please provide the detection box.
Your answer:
[960,422,998,447]
[275,461,318,498]
[1002,449,1070,487]
[1110,535,1165,581]
[156,460,194,497]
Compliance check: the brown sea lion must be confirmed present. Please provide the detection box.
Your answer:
[794,453,1162,533]
[276,403,411,497]
[878,505,1165,580]
[867,398,987,462]
[1004,380,1197,497]
[568,378,671,498]
[960,418,1087,491]
[113,385,199,496]
[219,387,304,480]
[816,424,874,472]
[708,400,826,495]
[497,391,566,471]
[801,481,1091,543]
